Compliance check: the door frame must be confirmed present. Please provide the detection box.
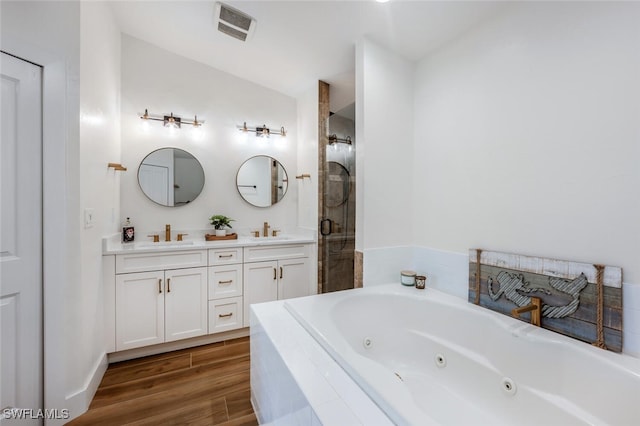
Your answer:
[2,36,71,420]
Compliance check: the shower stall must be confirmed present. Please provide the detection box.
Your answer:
[319,103,356,293]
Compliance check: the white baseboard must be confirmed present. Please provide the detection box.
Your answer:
[108,327,249,363]
[64,352,108,422]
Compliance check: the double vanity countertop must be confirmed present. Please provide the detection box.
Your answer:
[102,232,316,255]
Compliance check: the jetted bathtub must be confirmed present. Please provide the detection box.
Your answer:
[284,284,640,425]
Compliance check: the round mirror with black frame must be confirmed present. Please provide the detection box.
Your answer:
[138,147,205,207]
[236,155,288,207]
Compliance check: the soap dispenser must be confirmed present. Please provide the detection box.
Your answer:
[122,217,135,243]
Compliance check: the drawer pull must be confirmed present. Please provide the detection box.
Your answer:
[218,254,234,258]
[218,280,233,284]
[218,312,233,318]
[158,279,162,293]
[167,278,171,293]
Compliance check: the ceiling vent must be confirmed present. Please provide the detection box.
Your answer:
[215,2,256,42]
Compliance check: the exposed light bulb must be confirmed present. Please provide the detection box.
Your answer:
[191,124,203,141]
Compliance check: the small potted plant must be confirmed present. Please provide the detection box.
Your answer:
[209,214,234,236]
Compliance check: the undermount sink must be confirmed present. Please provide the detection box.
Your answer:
[136,240,195,248]
[250,236,291,241]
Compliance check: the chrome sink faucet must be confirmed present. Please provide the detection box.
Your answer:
[263,222,270,237]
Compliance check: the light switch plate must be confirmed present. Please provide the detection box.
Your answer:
[84,208,95,229]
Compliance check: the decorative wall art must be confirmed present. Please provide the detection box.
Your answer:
[469,249,623,352]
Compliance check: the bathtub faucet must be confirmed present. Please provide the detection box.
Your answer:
[511,297,542,327]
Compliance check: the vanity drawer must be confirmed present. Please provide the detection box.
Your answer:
[244,244,310,263]
[208,247,243,265]
[208,264,243,299]
[116,250,207,274]
[208,297,243,334]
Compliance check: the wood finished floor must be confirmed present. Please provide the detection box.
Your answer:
[67,337,257,426]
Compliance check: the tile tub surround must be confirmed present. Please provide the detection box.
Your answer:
[354,250,363,288]
[250,300,392,425]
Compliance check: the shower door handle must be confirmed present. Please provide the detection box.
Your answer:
[320,218,333,236]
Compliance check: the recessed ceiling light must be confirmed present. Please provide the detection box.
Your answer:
[376,0,390,3]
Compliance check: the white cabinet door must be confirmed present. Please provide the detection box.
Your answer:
[164,267,207,342]
[116,271,165,351]
[243,260,278,326]
[278,258,312,300]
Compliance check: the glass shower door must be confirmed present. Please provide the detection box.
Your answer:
[320,106,356,293]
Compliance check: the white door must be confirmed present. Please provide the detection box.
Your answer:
[278,258,311,300]
[115,271,165,351]
[138,164,169,205]
[0,52,43,422]
[243,261,278,326]
[164,267,207,342]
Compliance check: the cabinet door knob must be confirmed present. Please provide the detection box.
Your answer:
[158,279,162,293]
[167,278,171,293]
[280,266,283,279]
[273,268,277,280]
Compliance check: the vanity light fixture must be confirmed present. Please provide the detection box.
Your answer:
[140,109,204,129]
[239,121,286,137]
[328,134,352,145]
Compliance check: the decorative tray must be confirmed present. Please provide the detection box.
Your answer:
[205,233,238,241]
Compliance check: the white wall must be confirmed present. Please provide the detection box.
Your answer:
[1,1,80,422]
[358,39,415,250]
[295,85,319,231]
[356,39,415,284]
[74,0,121,416]
[414,2,640,279]
[412,1,640,356]
[358,2,640,357]
[120,35,298,236]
